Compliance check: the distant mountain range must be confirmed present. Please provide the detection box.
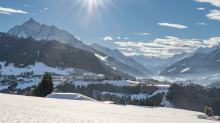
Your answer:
[159,44,220,78]
[6,18,153,78]
[6,18,220,79]
[90,43,154,77]
[130,52,193,75]
[0,32,134,78]
[130,44,220,78]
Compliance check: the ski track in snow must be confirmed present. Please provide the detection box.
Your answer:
[0,93,215,123]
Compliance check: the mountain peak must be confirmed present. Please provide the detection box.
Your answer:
[26,18,38,24]
[29,18,34,21]
[7,18,84,49]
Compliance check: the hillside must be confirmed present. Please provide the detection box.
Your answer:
[7,18,152,78]
[0,93,216,123]
[159,45,220,78]
[90,43,154,77]
[0,32,133,78]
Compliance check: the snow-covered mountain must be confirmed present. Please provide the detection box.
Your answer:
[7,18,85,49]
[90,43,154,77]
[159,44,220,78]
[0,32,135,79]
[6,18,152,78]
[130,52,194,75]
[129,45,220,76]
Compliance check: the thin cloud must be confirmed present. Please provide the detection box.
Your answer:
[115,36,203,57]
[24,5,32,8]
[203,37,220,46]
[197,7,205,10]
[0,11,11,15]
[33,14,36,15]
[124,37,129,40]
[122,52,139,56]
[0,7,28,14]
[197,22,207,25]
[76,36,80,40]
[134,33,151,35]
[117,47,136,52]
[122,52,160,57]
[40,10,45,13]
[103,36,113,41]
[158,23,188,29]
[116,37,121,39]
[44,8,48,10]
[206,10,220,21]
[98,37,103,40]
[194,0,220,7]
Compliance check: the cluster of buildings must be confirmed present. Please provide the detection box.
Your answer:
[53,72,105,82]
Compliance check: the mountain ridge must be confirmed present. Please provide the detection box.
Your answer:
[7,18,153,78]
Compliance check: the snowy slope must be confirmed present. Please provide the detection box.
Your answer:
[159,44,220,78]
[0,93,215,123]
[0,61,75,76]
[130,44,220,75]
[7,18,84,49]
[46,93,96,101]
[6,19,151,78]
[90,43,154,76]
[101,85,170,101]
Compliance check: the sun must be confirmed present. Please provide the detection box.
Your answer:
[84,0,104,13]
[69,0,114,26]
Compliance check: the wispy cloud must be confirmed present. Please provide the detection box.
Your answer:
[203,37,220,46]
[103,36,113,41]
[134,33,151,35]
[116,37,121,39]
[98,37,103,40]
[33,14,36,15]
[197,7,205,10]
[40,10,45,13]
[115,36,203,57]
[124,37,129,40]
[0,11,11,15]
[76,36,80,40]
[24,5,32,8]
[0,7,28,15]
[117,47,136,52]
[197,22,207,25]
[44,8,48,10]
[122,52,140,56]
[158,23,188,29]
[194,0,220,7]
[206,10,220,21]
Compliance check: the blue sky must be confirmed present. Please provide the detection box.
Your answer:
[1,0,220,58]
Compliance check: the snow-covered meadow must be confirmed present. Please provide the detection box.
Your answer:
[0,93,216,123]
[0,62,75,75]
[101,85,170,101]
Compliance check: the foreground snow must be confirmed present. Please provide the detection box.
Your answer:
[0,93,215,123]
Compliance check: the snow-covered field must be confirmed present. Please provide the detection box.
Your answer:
[46,93,96,101]
[102,85,170,101]
[0,93,215,123]
[0,62,75,75]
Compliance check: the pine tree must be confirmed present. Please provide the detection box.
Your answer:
[119,96,126,104]
[97,95,102,101]
[30,73,53,97]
